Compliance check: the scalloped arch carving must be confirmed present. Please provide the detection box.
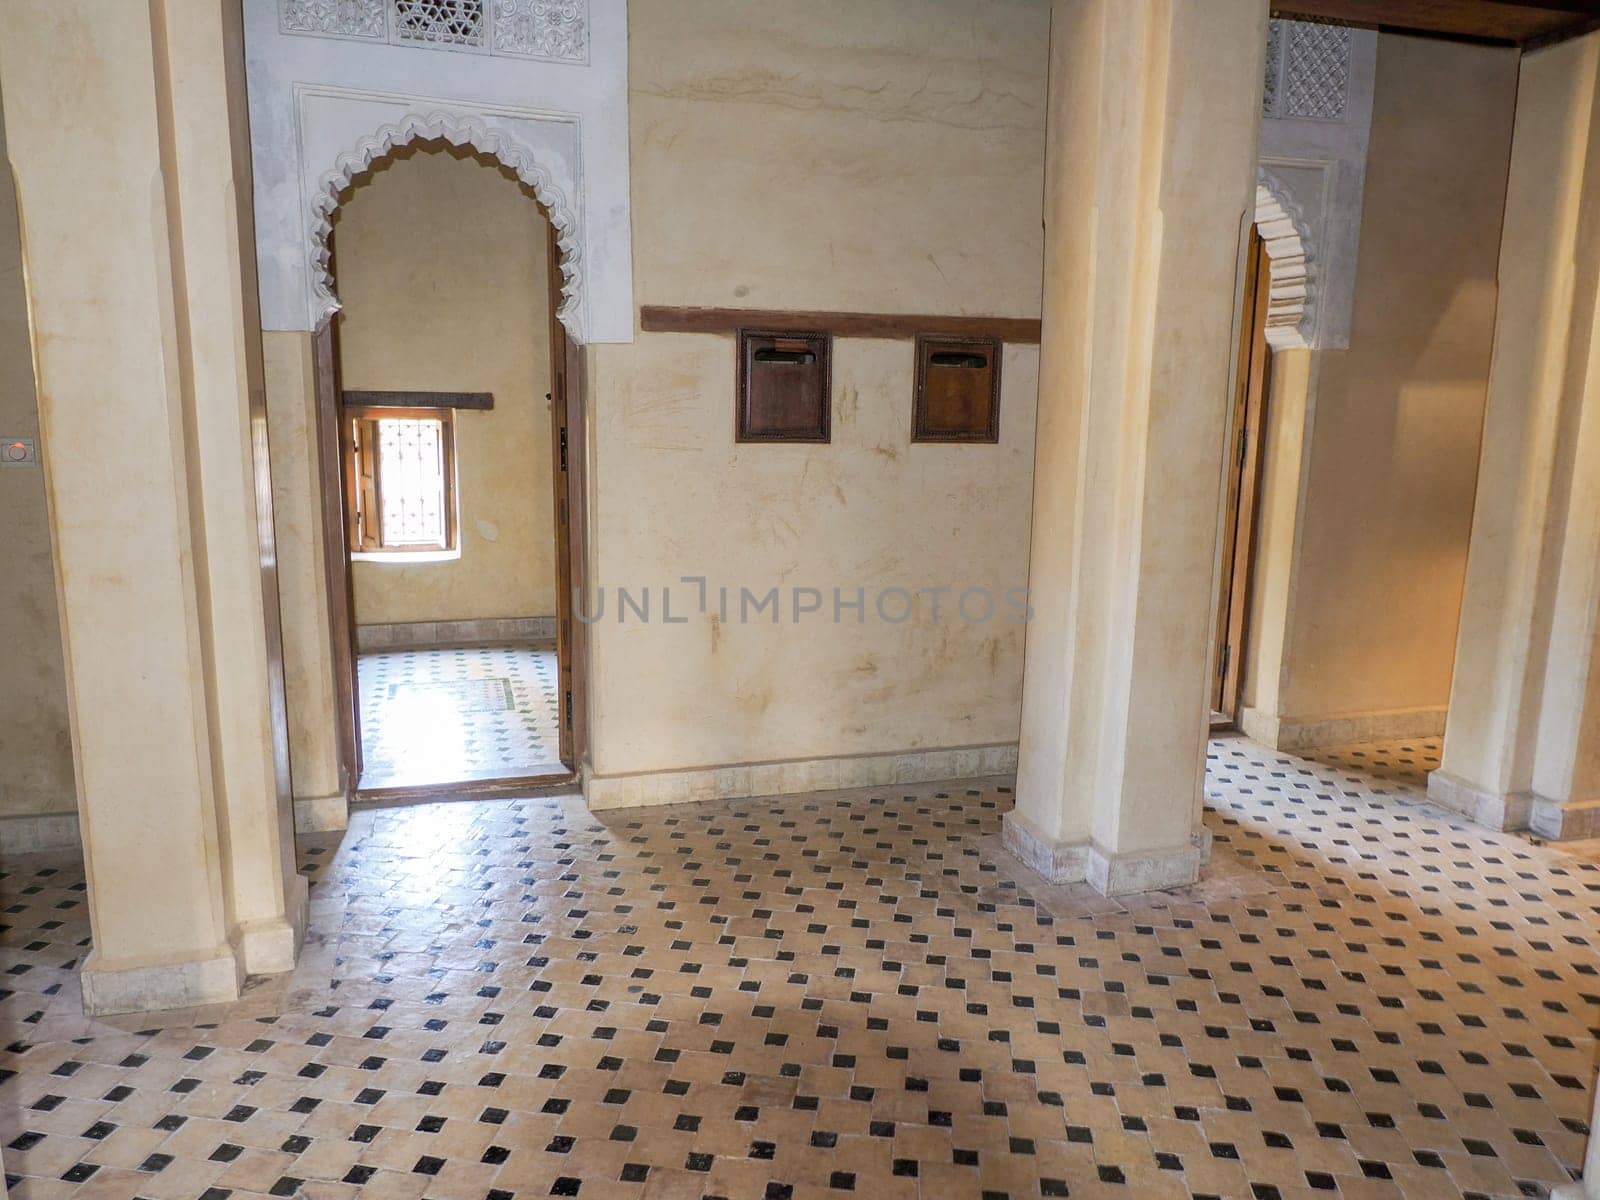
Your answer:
[1255,171,1315,351]
[308,110,582,335]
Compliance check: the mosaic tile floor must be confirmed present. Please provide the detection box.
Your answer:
[0,735,1597,1199]
[357,644,564,790]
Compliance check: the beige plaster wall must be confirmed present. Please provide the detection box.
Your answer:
[585,0,1049,789]
[0,87,75,822]
[1243,34,1517,739]
[333,146,556,627]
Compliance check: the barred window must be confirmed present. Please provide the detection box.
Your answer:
[347,407,458,553]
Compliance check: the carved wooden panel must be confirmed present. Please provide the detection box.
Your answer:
[912,334,1001,443]
[736,329,831,443]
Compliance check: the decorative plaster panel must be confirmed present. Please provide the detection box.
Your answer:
[393,0,485,46]
[1282,22,1351,120]
[1257,20,1376,349]
[279,0,588,63]
[494,0,587,61]
[281,0,386,39]
[1262,22,1283,115]
[245,0,631,340]
[1264,18,1352,123]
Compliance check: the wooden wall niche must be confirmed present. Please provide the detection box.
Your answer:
[913,333,1002,443]
[737,328,832,442]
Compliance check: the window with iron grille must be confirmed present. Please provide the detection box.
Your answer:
[346,407,458,553]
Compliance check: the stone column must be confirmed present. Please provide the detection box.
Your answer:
[1430,33,1600,841]
[0,0,304,1012]
[1005,0,1267,894]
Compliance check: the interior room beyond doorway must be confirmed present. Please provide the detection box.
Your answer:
[330,141,573,796]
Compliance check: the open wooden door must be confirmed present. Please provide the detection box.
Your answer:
[312,318,363,792]
[547,226,589,768]
[1211,227,1272,726]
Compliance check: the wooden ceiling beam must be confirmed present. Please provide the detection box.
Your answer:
[1270,0,1600,46]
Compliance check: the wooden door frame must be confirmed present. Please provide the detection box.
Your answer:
[312,317,362,797]
[547,222,590,772]
[1211,226,1272,727]
[313,223,589,802]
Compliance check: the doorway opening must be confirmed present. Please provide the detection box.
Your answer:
[312,140,587,800]
[1211,224,1272,728]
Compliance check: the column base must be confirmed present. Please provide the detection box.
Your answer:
[80,946,243,1016]
[1530,795,1600,841]
[1089,831,1210,896]
[233,873,309,976]
[1426,770,1531,831]
[294,791,349,833]
[1003,812,1210,896]
[1002,810,1090,882]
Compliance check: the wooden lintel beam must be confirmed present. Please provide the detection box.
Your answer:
[343,390,494,410]
[639,305,1042,344]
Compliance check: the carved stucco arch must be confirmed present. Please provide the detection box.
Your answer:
[308,110,583,336]
[1255,170,1316,351]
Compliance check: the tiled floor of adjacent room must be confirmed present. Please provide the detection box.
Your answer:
[1,735,1596,1199]
[357,644,564,790]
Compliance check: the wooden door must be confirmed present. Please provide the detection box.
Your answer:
[547,226,589,768]
[1211,227,1272,725]
[313,318,363,791]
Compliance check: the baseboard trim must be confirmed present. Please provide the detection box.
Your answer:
[1239,704,1446,750]
[585,743,1018,810]
[0,812,80,854]
[80,946,243,1016]
[1425,769,1531,831]
[294,792,349,833]
[356,616,554,650]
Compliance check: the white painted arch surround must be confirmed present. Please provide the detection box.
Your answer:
[242,0,634,342]
[1255,170,1316,351]
[305,107,583,331]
